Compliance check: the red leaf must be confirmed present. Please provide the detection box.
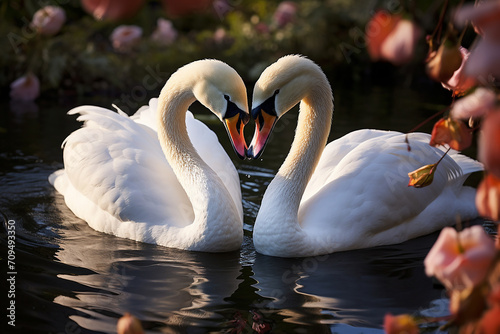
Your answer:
[430,118,472,151]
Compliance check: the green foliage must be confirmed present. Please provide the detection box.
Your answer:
[0,0,453,98]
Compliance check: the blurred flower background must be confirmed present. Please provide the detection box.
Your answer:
[2,1,500,333]
[1,0,469,104]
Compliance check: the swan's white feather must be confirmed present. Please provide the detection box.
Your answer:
[251,55,483,257]
[297,130,482,253]
[50,98,242,249]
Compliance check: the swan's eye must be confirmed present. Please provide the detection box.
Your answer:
[274,89,280,96]
[224,94,230,101]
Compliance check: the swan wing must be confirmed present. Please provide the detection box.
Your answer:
[132,98,242,218]
[298,131,482,251]
[51,104,194,241]
[303,129,395,201]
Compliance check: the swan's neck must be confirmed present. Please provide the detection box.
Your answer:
[277,93,332,208]
[156,85,240,235]
[254,85,333,254]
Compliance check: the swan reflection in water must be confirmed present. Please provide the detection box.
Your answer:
[250,230,447,333]
[48,175,447,333]
[50,193,450,333]
[52,193,243,333]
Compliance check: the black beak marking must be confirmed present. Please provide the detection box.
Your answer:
[223,97,248,134]
[251,90,279,126]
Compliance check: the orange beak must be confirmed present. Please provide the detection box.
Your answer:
[247,109,277,159]
[224,113,248,159]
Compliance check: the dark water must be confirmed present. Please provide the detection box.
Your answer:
[0,85,465,334]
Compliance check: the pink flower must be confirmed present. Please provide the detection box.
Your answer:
[151,18,177,46]
[30,6,66,36]
[424,226,496,291]
[450,87,497,120]
[366,12,422,66]
[476,173,500,222]
[455,1,500,41]
[273,1,297,28]
[379,20,422,66]
[464,38,500,81]
[110,25,142,52]
[81,0,145,21]
[10,74,40,101]
[383,313,419,334]
[479,111,500,179]
[366,12,401,61]
[213,27,228,44]
[441,47,476,96]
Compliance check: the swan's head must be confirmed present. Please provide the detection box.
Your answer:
[247,55,330,159]
[181,59,250,159]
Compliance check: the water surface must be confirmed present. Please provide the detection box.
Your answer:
[1,86,463,333]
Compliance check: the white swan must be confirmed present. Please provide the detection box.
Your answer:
[49,59,249,252]
[247,55,483,257]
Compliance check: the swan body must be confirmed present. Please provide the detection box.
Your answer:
[248,55,483,257]
[50,59,249,252]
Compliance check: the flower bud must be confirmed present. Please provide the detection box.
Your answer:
[110,25,142,53]
[31,6,66,36]
[408,163,437,188]
[10,73,40,101]
[426,41,463,83]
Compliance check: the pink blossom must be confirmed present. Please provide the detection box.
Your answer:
[365,11,423,66]
[450,87,497,120]
[479,111,500,180]
[379,19,422,66]
[255,22,270,35]
[464,38,500,81]
[30,6,66,36]
[455,1,500,40]
[454,1,500,80]
[476,173,500,222]
[213,27,227,44]
[110,25,142,52]
[81,0,145,21]
[441,47,476,95]
[273,1,297,28]
[151,18,177,46]
[424,226,496,291]
[10,74,40,101]
[366,12,401,61]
